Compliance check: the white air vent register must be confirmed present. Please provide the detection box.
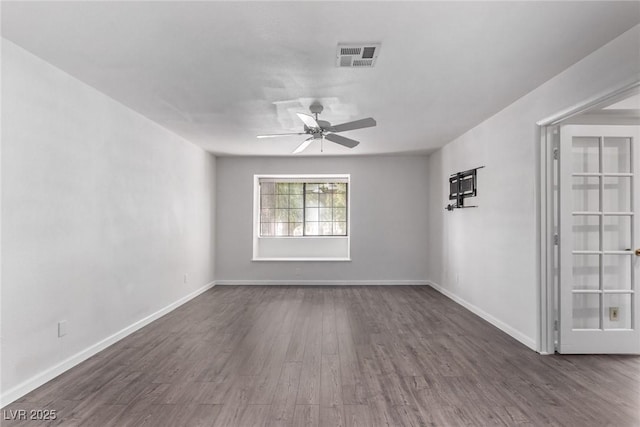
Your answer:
[336,43,381,68]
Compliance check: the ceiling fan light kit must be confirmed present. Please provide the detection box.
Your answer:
[257,103,377,154]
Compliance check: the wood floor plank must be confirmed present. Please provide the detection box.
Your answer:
[343,405,373,427]
[336,332,367,405]
[320,354,342,408]
[321,292,338,355]
[237,405,271,427]
[249,332,293,404]
[266,361,302,427]
[131,403,220,427]
[296,291,323,405]
[292,405,319,427]
[366,395,403,427]
[2,285,638,427]
[319,405,344,427]
[210,376,257,427]
[181,403,223,427]
[284,293,312,362]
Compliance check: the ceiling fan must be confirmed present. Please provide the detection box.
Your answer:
[257,104,376,153]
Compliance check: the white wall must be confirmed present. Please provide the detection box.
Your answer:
[427,25,640,350]
[1,40,216,403]
[215,156,429,283]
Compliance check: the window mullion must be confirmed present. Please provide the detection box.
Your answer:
[287,186,291,237]
[303,183,307,236]
[345,183,348,236]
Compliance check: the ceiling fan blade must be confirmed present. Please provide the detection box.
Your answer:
[325,133,360,148]
[331,117,376,133]
[293,137,314,154]
[296,113,320,129]
[257,133,306,139]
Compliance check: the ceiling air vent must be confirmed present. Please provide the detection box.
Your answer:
[336,43,381,68]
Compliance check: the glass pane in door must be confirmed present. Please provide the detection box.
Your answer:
[603,255,632,291]
[602,137,631,173]
[572,254,600,290]
[603,215,631,250]
[573,293,600,329]
[572,137,600,173]
[572,215,599,251]
[571,215,600,251]
[603,177,631,212]
[572,177,600,212]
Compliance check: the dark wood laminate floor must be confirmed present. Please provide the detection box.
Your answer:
[3,286,639,426]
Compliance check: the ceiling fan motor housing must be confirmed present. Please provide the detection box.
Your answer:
[309,104,324,115]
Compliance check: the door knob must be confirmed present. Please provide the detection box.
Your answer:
[636,249,640,256]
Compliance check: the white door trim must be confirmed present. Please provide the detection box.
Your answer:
[537,79,640,127]
[537,125,558,354]
[537,79,640,354]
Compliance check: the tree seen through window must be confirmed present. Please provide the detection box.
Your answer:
[260,182,347,237]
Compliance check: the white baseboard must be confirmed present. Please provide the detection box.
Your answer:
[0,282,215,407]
[427,280,537,351]
[214,279,429,286]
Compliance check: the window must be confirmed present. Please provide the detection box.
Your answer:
[259,179,348,237]
[253,174,350,261]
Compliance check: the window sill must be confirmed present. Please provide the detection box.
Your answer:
[252,257,352,262]
[257,236,348,239]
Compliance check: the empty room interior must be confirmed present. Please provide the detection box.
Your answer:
[2,1,640,426]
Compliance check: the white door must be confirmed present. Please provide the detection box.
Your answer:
[559,125,640,354]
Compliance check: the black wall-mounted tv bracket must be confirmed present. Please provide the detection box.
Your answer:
[445,166,485,211]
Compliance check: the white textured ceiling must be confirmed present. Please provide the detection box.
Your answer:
[2,1,639,156]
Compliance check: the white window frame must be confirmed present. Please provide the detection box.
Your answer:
[252,174,351,261]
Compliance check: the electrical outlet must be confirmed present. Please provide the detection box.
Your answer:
[609,307,619,321]
[58,320,67,337]
[184,273,189,284]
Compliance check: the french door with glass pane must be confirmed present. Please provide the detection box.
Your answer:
[559,125,640,354]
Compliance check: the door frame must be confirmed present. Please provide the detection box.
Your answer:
[537,79,640,354]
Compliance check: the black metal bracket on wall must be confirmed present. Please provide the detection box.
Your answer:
[445,166,484,211]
